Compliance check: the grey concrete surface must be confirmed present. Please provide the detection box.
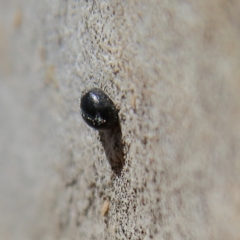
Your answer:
[1,0,240,239]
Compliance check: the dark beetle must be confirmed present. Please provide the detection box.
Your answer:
[80,88,119,130]
[80,88,124,174]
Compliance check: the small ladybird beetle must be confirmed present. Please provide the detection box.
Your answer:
[80,88,118,130]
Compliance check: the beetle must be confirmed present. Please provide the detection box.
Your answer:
[80,88,119,130]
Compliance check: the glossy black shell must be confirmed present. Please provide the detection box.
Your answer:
[80,88,118,130]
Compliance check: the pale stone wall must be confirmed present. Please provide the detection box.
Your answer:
[1,0,240,239]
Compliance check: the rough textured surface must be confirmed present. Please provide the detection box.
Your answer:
[1,0,240,239]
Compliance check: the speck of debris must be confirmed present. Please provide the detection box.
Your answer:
[13,9,23,29]
[45,65,58,89]
[101,199,110,216]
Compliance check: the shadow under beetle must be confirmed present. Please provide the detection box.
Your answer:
[80,88,124,175]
